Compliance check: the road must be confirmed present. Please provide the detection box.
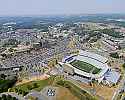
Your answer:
[112,70,125,100]
[0,92,25,100]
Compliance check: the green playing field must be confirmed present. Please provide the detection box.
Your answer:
[70,60,101,74]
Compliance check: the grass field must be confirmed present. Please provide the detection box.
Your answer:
[70,60,101,74]
[10,76,56,95]
[10,76,97,99]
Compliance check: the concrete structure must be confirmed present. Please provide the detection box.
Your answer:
[59,50,120,85]
[102,38,119,51]
[119,39,125,49]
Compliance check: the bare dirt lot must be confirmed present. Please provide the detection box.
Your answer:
[56,86,79,100]
[16,74,50,86]
[79,82,117,100]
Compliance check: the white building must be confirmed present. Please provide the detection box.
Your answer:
[59,50,120,85]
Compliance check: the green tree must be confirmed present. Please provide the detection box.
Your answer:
[7,94,12,100]
[12,97,17,100]
[8,88,13,92]
[22,91,28,96]
[27,85,32,90]
[18,89,23,95]
[0,74,6,79]
[1,53,7,58]
[14,88,18,93]
[110,52,119,58]
[8,48,14,52]
[33,83,38,88]
[2,94,6,100]
[122,63,125,69]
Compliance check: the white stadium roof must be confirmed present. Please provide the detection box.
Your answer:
[79,50,108,63]
[60,50,120,84]
[61,50,110,79]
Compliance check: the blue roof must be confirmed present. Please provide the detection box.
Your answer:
[104,70,120,83]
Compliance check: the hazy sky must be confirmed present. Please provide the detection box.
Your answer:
[0,0,125,15]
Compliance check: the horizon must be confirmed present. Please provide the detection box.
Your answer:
[0,13,125,17]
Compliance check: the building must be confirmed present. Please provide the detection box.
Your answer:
[59,50,120,86]
[119,39,125,49]
[102,38,119,51]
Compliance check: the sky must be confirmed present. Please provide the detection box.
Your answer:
[0,0,125,15]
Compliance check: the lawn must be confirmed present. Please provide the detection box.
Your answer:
[70,60,101,74]
[10,76,56,95]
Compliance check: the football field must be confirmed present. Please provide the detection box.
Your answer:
[70,60,101,74]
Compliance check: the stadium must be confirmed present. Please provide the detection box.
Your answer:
[59,50,120,84]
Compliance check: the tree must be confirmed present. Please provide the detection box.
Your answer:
[18,89,23,95]
[122,63,125,69]
[14,88,18,93]
[8,88,13,92]
[8,48,14,52]
[3,39,20,47]
[27,85,32,90]
[48,60,54,68]
[26,41,30,46]
[22,90,28,96]
[0,88,2,93]
[110,52,119,59]
[55,59,58,65]
[2,94,6,100]
[12,97,17,100]
[7,94,12,100]
[33,83,38,88]
[100,29,124,38]
[0,74,6,79]
[1,53,7,58]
